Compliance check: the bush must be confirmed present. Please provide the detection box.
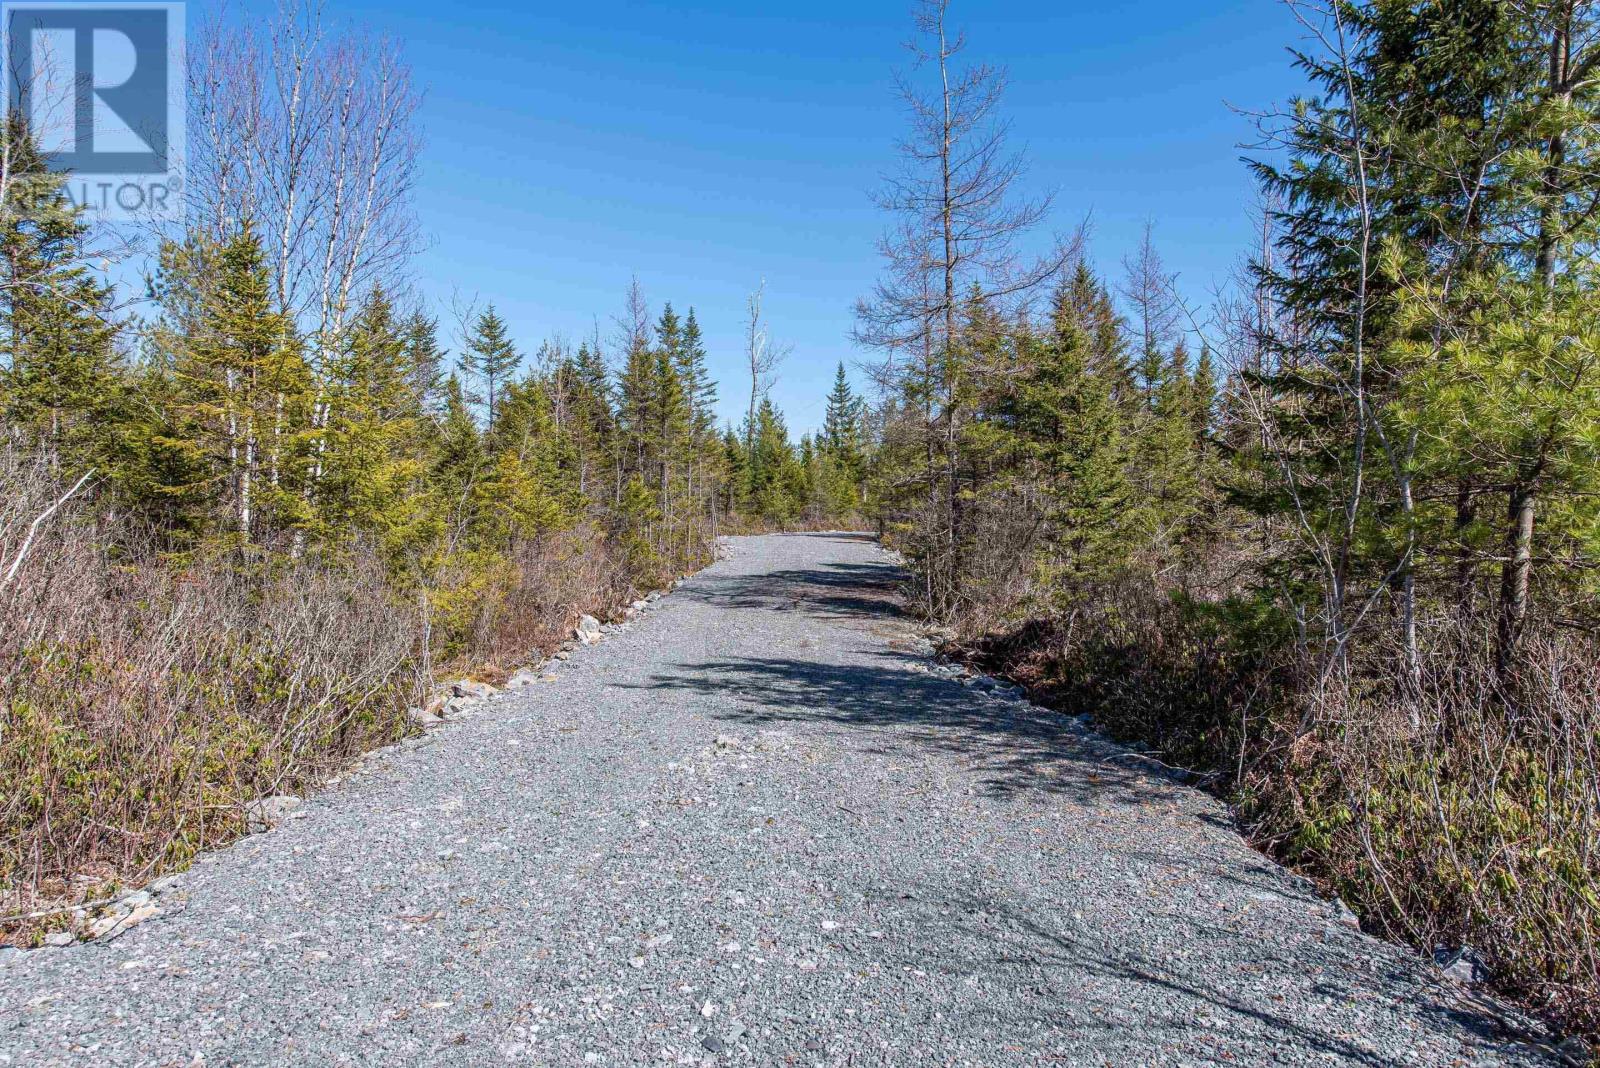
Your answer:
[968,581,1599,1042]
[0,452,678,941]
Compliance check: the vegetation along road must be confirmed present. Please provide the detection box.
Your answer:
[0,534,1563,1066]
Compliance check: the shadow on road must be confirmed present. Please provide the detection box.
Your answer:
[637,544,1180,806]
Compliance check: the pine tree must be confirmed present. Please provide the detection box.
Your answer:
[163,224,308,546]
[402,310,448,414]
[459,305,520,430]
[315,287,432,552]
[1014,279,1131,589]
[0,114,125,479]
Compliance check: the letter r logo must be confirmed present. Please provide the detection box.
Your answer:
[3,4,174,174]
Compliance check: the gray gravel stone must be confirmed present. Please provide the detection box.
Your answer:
[0,534,1564,1066]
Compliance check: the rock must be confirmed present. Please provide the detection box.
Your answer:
[147,874,185,896]
[245,794,302,830]
[646,591,662,603]
[408,707,443,728]
[726,1020,746,1042]
[44,931,74,948]
[88,901,159,941]
[0,946,20,966]
[1433,945,1483,985]
[554,650,570,661]
[575,614,602,645]
[505,669,540,689]
[449,679,497,700]
[1331,899,1361,930]
[120,890,152,909]
[630,599,647,613]
[1557,1037,1592,1065]
[443,695,479,718]
[701,1036,725,1053]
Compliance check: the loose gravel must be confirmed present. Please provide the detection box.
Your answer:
[0,533,1565,1066]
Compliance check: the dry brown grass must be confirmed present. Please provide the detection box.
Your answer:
[0,454,685,943]
[966,579,1600,1046]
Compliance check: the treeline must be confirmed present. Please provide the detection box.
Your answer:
[0,1,869,931]
[861,0,1600,1043]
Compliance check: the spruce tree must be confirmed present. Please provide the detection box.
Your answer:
[0,114,125,479]
[459,305,520,430]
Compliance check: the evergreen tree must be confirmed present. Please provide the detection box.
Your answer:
[1014,279,1131,587]
[163,224,308,545]
[459,305,520,430]
[0,114,125,479]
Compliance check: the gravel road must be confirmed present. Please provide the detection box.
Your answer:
[0,533,1563,1066]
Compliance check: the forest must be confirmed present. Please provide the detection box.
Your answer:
[2,0,1599,1052]
[856,0,1600,1044]
[0,2,868,946]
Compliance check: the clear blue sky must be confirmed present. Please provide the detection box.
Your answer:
[247,1,1306,435]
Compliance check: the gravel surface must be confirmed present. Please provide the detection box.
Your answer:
[0,533,1564,1066]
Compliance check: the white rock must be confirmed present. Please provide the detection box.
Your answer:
[89,902,159,941]
[245,794,302,830]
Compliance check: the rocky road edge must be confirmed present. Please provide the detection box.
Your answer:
[915,636,1587,1063]
[0,573,696,960]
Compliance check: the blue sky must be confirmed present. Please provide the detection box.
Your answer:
[244,1,1307,435]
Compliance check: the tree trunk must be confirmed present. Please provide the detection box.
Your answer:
[1496,483,1535,677]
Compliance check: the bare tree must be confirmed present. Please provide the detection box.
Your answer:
[742,280,788,452]
[184,0,423,548]
[854,0,1063,615]
[1120,223,1182,408]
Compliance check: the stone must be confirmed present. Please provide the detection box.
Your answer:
[575,615,602,645]
[0,946,20,966]
[443,695,479,718]
[505,670,540,689]
[1331,899,1361,930]
[245,794,302,830]
[1432,945,1482,985]
[88,901,160,941]
[646,591,662,603]
[147,874,185,896]
[44,931,74,948]
[408,707,443,729]
[701,1036,725,1053]
[449,679,497,700]
[1557,1037,1592,1065]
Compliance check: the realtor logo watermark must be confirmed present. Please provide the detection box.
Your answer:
[2,2,184,221]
